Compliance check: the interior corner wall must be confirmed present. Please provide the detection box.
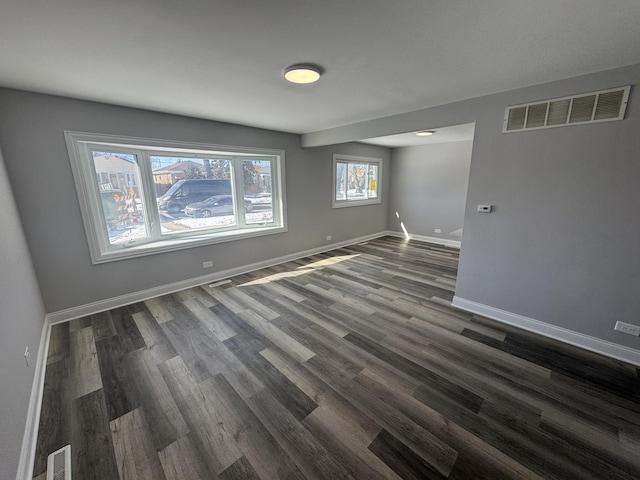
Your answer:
[387,140,472,242]
[0,145,46,480]
[0,89,390,314]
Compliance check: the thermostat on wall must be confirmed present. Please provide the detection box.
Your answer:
[477,204,492,213]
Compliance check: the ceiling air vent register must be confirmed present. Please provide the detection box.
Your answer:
[503,86,630,133]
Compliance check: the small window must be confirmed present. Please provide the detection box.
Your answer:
[65,132,286,263]
[333,154,381,208]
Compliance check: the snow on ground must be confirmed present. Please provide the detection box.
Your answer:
[108,224,148,245]
[171,210,274,229]
[108,210,274,245]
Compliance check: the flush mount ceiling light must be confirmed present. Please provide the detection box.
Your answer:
[284,64,322,84]
[416,130,435,136]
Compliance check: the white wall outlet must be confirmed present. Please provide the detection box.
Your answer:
[326,235,332,241]
[614,321,640,336]
[477,204,493,213]
[434,228,441,233]
[24,346,30,366]
[202,261,213,268]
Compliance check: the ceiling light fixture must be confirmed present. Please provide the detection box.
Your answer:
[416,130,435,136]
[284,64,322,84]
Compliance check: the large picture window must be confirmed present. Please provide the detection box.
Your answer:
[333,154,381,208]
[65,132,286,263]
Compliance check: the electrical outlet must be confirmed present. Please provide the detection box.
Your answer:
[434,228,441,233]
[24,346,30,366]
[202,261,213,268]
[614,321,640,336]
[326,235,332,241]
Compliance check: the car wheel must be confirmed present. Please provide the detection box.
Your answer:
[200,210,212,218]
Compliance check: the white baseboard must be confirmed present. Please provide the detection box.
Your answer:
[15,317,51,480]
[385,230,461,249]
[452,296,640,367]
[45,231,388,325]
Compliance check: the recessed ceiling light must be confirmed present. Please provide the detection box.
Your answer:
[284,64,322,84]
[416,130,435,136]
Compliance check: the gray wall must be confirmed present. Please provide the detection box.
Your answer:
[0,146,46,480]
[457,65,640,348]
[0,89,390,313]
[388,141,472,242]
[303,63,640,351]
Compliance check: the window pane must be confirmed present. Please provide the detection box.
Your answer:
[332,156,381,208]
[152,156,236,233]
[68,132,287,263]
[367,164,378,198]
[335,162,347,201]
[242,159,274,225]
[92,151,149,245]
[346,163,371,200]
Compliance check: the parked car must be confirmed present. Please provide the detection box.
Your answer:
[157,179,231,213]
[184,195,253,218]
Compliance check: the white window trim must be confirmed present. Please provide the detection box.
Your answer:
[65,131,287,264]
[332,154,382,208]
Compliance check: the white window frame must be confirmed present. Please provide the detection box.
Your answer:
[65,131,287,264]
[332,154,382,208]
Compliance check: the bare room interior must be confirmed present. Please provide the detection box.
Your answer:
[1,1,639,479]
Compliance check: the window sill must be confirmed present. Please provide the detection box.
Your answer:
[332,198,381,209]
[91,225,287,264]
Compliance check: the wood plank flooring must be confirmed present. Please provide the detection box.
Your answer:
[33,236,640,479]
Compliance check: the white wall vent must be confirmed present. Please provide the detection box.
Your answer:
[47,445,71,480]
[503,86,630,133]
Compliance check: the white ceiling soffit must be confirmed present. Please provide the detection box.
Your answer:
[0,1,640,135]
[360,123,476,148]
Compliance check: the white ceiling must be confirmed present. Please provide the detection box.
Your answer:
[361,123,476,148]
[1,0,639,140]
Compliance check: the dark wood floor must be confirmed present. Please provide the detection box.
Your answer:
[33,236,640,479]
